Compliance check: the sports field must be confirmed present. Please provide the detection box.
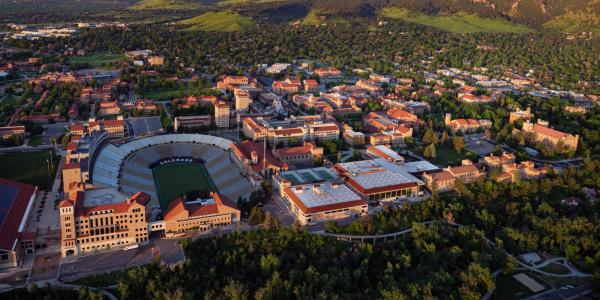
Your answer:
[0,151,54,188]
[152,162,216,209]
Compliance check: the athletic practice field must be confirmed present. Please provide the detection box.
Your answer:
[152,162,215,209]
[0,151,54,188]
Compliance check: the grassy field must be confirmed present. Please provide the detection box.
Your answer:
[130,0,199,10]
[178,11,254,32]
[415,144,478,167]
[69,269,131,287]
[70,53,127,68]
[142,89,186,100]
[299,10,350,26]
[152,162,215,209]
[28,135,43,146]
[543,9,600,33]
[380,8,532,34]
[493,273,538,300]
[0,151,54,188]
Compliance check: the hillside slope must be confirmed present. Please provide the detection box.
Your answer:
[178,11,254,31]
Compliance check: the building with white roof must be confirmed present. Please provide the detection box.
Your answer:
[282,182,367,225]
[333,158,427,202]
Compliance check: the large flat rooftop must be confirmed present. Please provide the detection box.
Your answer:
[84,188,129,207]
[287,183,363,210]
[336,158,425,190]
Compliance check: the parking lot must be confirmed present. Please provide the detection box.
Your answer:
[464,133,496,156]
[127,116,164,137]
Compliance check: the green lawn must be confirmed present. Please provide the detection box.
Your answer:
[28,135,43,146]
[142,89,186,100]
[130,0,199,10]
[152,162,216,209]
[492,273,538,300]
[416,144,478,167]
[69,269,131,287]
[178,11,255,32]
[0,151,55,188]
[381,8,532,34]
[299,10,350,26]
[70,53,128,68]
[539,263,571,275]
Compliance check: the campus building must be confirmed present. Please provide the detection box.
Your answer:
[59,186,151,256]
[71,117,125,139]
[0,179,37,269]
[242,117,340,145]
[272,141,323,166]
[282,182,367,225]
[521,120,578,151]
[422,160,483,192]
[161,192,240,238]
[230,140,288,182]
[174,115,212,132]
[234,88,252,111]
[0,125,25,141]
[214,101,230,128]
[333,159,428,202]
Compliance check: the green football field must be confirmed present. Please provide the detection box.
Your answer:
[152,162,216,209]
[0,151,54,188]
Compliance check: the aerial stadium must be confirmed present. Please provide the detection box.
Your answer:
[90,133,255,210]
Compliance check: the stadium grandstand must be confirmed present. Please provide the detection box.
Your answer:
[91,134,255,207]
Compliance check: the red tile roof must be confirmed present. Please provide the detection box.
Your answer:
[0,178,37,251]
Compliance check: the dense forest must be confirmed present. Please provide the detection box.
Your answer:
[329,159,600,283]
[112,224,503,299]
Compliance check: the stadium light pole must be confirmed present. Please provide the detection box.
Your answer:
[46,159,50,177]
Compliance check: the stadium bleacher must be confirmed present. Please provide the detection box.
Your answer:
[91,134,254,203]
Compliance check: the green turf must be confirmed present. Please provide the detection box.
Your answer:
[0,151,54,188]
[130,0,199,10]
[69,268,131,287]
[142,89,186,100]
[299,10,350,26]
[492,273,537,300]
[299,172,317,182]
[282,173,301,185]
[28,135,43,146]
[178,11,255,32]
[152,162,216,209]
[315,170,334,180]
[381,8,532,34]
[70,53,128,68]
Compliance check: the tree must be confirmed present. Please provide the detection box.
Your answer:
[441,131,448,144]
[248,205,265,225]
[452,136,465,153]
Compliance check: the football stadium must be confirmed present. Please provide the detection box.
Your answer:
[91,134,254,209]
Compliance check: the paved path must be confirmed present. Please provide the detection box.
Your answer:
[316,220,592,278]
